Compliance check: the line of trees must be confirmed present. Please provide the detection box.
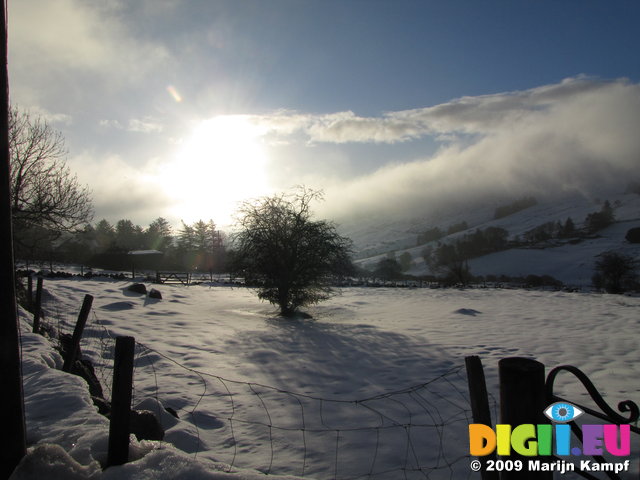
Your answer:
[26,217,227,273]
[520,218,577,244]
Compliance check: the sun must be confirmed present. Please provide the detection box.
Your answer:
[159,115,270,225]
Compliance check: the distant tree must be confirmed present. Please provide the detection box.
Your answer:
[9,107,93,236]
[434,243,471,285]
[447,221,468,235]
[115,219,143,251]
[172,219,225,272]
[233,188,353,316]
[374,257,403,280]
[56,224,97,264]
[94,219,116,251]
[193,219,224,273]
[523,222,556,244]
[482,226,509,251]
[398,251,412,271]
[192,220,211,252]
[592,251,638,293]
[417,227,444,245]
[494,196,537,219]
[560,217,577,238]
[145,217,173,251]
[585,200,615,234]
[177,221,195,252]
[421,245,435,269]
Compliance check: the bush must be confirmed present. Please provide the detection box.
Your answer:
[625,227,640,244]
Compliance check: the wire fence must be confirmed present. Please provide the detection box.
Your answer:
[29,280,486,480]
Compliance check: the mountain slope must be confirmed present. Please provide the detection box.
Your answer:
[349,190,640,286]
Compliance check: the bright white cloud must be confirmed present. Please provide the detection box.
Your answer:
[99,117,164,134]
[8,0,170,111]
[10,0,169,75]
[69,153,173,225]
[250,76,621,145]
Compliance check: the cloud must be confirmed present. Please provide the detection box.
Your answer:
[46,76,640,235]
[10,0,169,78]
[312,78,640,223]
[99,117,164,134]
[69,153,173,225]
[8,0,171,113]
[250,76,622,146]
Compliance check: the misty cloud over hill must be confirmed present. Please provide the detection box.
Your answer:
[306,77,640,224]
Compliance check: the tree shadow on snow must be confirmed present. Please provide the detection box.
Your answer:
[237,312,459,398]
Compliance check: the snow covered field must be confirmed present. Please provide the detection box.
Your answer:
[14,277,640,479]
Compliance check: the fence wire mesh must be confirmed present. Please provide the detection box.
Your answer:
[29,281,483,480]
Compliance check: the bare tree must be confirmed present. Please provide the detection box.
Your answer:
[232,188,353,316]
[592,251,638,293]
[9,107,93,237]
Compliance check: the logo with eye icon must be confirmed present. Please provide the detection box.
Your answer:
[544,402,584,423]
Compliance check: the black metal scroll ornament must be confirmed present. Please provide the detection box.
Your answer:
[545,365,640,430]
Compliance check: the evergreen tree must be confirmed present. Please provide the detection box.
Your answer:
[115,219,142,251]
[585,200,616,233]
[94,219,115,252]
[561,217,576,238]
[145,217,173,251]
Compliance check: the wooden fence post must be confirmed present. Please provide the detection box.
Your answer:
[27,274,33,308]
[32,276,43,334]
[62,294,94,372]
[499,357,551,480]
[107,336,135,467]
[465,356,499,480]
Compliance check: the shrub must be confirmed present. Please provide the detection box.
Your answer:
[625,227,640,244]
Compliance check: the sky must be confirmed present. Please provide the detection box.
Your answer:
[7,0,640,231]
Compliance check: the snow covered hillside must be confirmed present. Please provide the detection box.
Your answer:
[348,190,640,286]
[12,278,640,479]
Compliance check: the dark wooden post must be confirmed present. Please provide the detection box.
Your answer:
[499,357,551,480]
[32,276,43,334]
[107,336,135,467]
[465,356,499,480]
[0,0,27,476]
[62,294,94,372]
[27,274,33,308]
